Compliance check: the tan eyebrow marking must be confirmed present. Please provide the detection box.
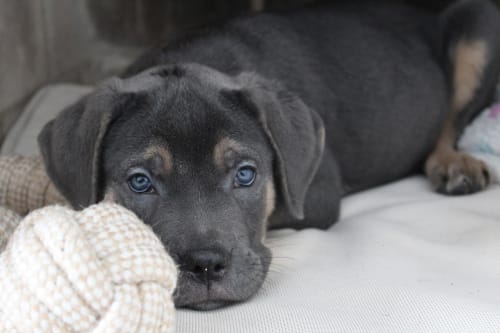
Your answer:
[261,179,276,242]
[144,145,174,174]
[264,180,276,220]
[213,138,244,168]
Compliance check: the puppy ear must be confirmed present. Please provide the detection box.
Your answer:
[234,73,325,219]
[38,80,131,209]
[38,67,170,208]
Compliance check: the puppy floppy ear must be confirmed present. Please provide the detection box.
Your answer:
[38,80,132,209]
[234,73,325,219]
[39,67,170,208]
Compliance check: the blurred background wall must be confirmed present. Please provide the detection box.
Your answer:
[0,0,255,142]
[0,0,499,143]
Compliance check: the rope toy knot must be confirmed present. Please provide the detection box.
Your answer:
[0,203,177,333]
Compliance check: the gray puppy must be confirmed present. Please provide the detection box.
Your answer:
[39,1,500,310]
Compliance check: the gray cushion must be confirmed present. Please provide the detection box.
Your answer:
[1,84,92,156]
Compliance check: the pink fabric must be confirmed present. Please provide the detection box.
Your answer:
[488,103,500,118]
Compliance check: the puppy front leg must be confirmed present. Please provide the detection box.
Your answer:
[426,116,490,195]
[426,0,500,195]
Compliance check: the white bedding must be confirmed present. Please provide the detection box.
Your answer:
[2,85,500,332]
[177,178,500,332]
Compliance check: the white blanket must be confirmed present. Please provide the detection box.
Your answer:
[3,85,500,332]
[177,178,500,332]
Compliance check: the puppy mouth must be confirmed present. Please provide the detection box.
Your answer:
[192,301,229,311]
[173,277,240,310]
[182,299,235,311]
[172,249,271,310]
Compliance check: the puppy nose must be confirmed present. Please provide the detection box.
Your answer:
[183,249,229,282]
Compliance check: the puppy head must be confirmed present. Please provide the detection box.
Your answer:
[38,64,324,310]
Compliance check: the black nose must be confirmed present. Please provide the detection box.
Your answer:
[182,248,229,282]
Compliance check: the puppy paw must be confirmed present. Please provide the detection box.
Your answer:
[425,150,490,195]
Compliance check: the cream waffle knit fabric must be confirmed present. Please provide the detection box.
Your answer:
[0,155,68,215]
[0,203,177,333]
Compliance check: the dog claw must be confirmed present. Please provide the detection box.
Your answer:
[426,151,489,196]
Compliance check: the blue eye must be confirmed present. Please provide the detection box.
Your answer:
[235,166,256,187]
[128,173,154,193]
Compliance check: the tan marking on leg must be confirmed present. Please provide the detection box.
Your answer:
[144,145,173,174]
[452,40,488,112]
[433,40,488,154]
[213,138,243,168]
[426,39,490,194]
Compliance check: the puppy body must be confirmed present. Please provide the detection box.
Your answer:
[127,3,449,229]
[39,1,500,309]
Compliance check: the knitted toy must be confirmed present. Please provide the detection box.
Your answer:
[459,101,500,183]
[0,157,178,333]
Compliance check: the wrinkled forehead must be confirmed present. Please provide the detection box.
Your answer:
[140,78,241,154]
[103,67,268,165]
[111,63,241,97]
